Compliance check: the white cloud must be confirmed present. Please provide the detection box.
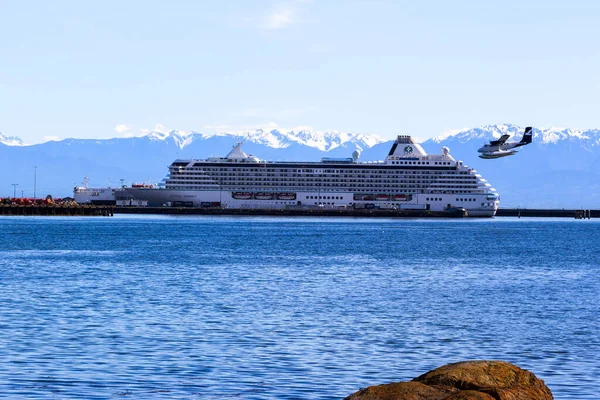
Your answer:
[261,0,311,30]
[114,124,133,134]
[263,7,294,30]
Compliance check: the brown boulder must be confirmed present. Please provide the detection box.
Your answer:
[345,360,552,400]
[344,381,455,400]
[414,360,553,400]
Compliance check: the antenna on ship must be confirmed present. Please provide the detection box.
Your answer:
[234,134,249,147]
[83,176,89,189]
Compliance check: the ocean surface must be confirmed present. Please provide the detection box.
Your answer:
[0,216,598,399]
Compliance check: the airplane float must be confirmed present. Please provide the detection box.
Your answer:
[478,127,533,159]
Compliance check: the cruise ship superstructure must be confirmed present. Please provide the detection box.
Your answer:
[123,135,499,217]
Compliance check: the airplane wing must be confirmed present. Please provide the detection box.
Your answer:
[489,134,511,146]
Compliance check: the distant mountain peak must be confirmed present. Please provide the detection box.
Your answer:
[0,132,24,146]
[146,130,196,149]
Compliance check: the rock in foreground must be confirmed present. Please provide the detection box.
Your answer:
[345,360,552,400]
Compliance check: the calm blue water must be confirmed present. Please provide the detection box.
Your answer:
[0,216,599,399]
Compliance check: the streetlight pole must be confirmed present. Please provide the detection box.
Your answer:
[34,166,37,199]
[11,183,18,198]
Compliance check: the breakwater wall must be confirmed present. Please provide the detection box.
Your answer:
[0,204,114,216]
[496,208,597,218]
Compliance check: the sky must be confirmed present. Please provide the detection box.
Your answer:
[1,0,600,144]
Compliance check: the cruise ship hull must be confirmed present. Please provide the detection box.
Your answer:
[122,188,498,217]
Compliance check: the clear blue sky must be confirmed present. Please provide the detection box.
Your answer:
[1,0,599,143]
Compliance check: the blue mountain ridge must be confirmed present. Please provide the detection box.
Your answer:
[1,125,599,208]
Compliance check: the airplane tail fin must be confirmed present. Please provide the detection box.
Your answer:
[520,127,533,144]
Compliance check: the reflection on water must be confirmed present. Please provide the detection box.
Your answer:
[0,216,599,399]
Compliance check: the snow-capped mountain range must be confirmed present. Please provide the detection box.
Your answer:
[4,124,600,150]
[141,128,384,152]
[1,124,599,208]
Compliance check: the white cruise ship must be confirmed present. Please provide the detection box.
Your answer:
[123,135,499,217]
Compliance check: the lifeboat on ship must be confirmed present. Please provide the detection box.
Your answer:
[254,192,274,200]
[232,192,253,200]
[393,194,408,201]
[277,192,296,200]
[353,194,374,201]
[376,194,389,201]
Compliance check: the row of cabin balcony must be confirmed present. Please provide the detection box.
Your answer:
[166,182,482,190]
[167,175,480,183]
[168,178,480,186]
[170,171,475,179]
[170,171,478,177]
[169,173,479,181]
[165,184,486,195]
[173,167,467,174]
[167,177,479,185]
[173,166,466,174]
[168,175,478,181]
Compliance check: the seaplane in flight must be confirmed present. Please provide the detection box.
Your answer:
[478,127,533,159]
